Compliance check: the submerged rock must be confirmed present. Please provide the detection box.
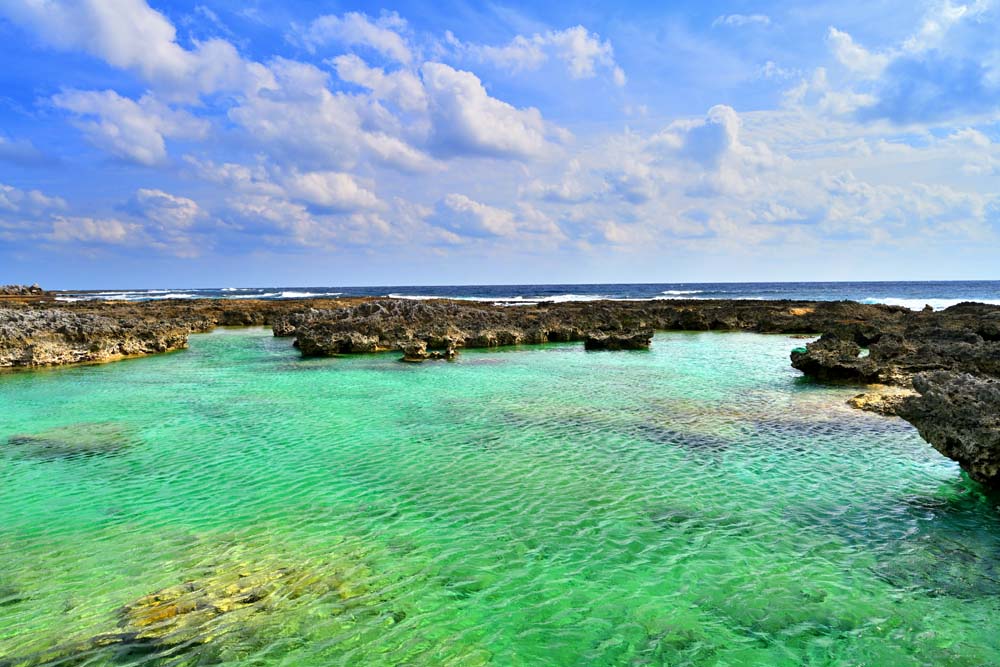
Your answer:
[6,422,137,459]
[899,372,1000,487]
[584,329,654,351]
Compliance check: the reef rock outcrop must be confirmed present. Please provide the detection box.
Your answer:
[584,329,654,350]
[899,372,1000,487]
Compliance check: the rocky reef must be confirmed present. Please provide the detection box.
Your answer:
[789,302,1000,488]
[285,298,903,358]
[897,372,1000,487]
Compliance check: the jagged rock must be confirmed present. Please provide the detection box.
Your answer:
[584,329,654,350]
[0,309,189,368]
[791,335,881,383]
[296,325,380,356]
[899,372,1000,487]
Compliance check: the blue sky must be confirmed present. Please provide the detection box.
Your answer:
[0,0,998,288]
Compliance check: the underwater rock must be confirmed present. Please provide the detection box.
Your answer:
[584,329,653,350]
[899,372,1000,488]
[6,422,137,459]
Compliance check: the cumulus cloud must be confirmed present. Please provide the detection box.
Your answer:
[294,11,412,64]
[422,62,565,159]
[329,54,427,113]
[451,25,626,85]
[0,0,269,99]
[53,90,209,165]
[279,170,381,211]
[795,1,1000,124]
[229,58,435,173]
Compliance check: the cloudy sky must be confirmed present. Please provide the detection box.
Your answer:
[0,0,998,288]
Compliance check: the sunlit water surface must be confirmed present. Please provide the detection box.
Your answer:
[1,329,999,666]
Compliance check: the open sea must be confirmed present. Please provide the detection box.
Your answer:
[53,280,1000,311]
[2,326,1000,666]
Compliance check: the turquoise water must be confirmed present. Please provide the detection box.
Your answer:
[1,329,999,666]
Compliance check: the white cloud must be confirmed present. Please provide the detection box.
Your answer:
[454,25,625,85]
[712,14,771,28]
[294,11,412,64]
[790,2,1000,124]
[131,188,202,228]
[329,54,427,113]
[430,193,561,241]
[50,217,137,244]
[280,170,381,211]
[421,62,564,159]
[53,90,209,165]
[0,183,66,216]
[0,0,269,99]
[229,58,436,173]
[827,28,889,79]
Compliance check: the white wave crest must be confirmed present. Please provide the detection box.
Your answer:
[863,297,1000,311]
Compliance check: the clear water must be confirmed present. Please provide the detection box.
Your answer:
[1,329,999,666]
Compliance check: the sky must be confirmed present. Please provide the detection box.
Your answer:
[0,0,998,288]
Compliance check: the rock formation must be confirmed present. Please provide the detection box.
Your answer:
[584,329,654,350]
[898,372,1000,487]
[789,302,1000,488]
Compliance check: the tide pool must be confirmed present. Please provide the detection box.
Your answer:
[1,328,998,666]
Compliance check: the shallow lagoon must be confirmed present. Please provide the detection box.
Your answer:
[1,328,998,666]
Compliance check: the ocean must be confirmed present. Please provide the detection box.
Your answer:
[53,280,1000,311]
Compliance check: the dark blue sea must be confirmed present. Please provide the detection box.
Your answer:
[54,281,1000,311]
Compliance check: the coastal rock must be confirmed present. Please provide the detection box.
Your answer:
[584,329,654,350]
[0,284,46,297]
[296,324,380,356]
[0,308,189,368]
[790,335,881,383]
[898,372,1000,487]
[400,340,428,362]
